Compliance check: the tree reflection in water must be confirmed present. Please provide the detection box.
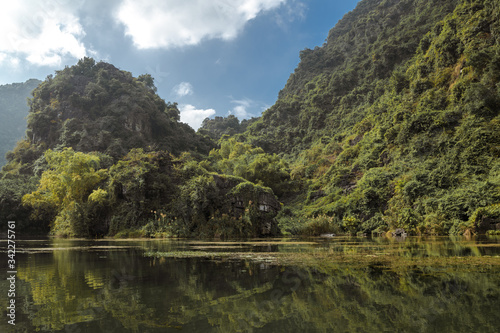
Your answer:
[1,237,499,332]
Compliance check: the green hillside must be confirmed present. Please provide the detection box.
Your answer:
[2,0,500,237]
[0,79,42,166]
[3,58,212,173]
[244,0,460,154]
[242,0,500,236]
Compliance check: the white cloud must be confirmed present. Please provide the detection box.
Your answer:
[0,1,88,67]
[180,104,216,130]
[275,0,307,30]
[116,0,287,49]
[232,105,250,119]
[230,98,255,119]
[174,82,194,97]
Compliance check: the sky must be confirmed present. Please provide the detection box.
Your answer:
[0,0,360,130]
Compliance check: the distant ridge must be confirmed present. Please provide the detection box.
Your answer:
[0,78,42,166]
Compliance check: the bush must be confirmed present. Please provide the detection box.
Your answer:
[141,210,173,238]
[397,208,421,234]
[360,213,387,234]
[301,215,340,236]
[342,215,360,235]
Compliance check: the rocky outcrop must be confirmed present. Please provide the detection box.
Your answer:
[212,174,281,236]
[392,228,407,238]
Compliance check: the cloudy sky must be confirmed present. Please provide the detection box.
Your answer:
[0,0,359,129]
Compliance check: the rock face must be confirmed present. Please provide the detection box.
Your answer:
[212,174,281,236]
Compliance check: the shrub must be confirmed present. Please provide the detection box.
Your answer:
[342,215,360,235]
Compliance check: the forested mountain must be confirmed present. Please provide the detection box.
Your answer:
[0,79,42,166]
[2,58,212,177]
[198,115,256,142]
[1,0,499,237]
[243,0,500,236]
[244,0,461,154]
[0,58,282,237]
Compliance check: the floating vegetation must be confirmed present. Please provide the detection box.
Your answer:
[144,239,500,271]
[186,240,318,246]
[12,245,138,253]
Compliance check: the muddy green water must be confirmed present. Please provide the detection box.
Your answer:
[1,236,500,332]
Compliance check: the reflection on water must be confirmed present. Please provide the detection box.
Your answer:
[1,236,500,332]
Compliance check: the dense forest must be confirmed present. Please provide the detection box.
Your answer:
[1,0,500,238]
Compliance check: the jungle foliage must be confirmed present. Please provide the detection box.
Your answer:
[16,146,285,237]
[246,0,500,236]
[0,59,284,237]
[3,0,500,237]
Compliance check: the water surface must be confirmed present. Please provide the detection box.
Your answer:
[1,236,500,332]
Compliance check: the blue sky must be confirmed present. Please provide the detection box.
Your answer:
[0,0,359,129]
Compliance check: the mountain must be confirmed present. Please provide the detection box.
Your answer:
[0,79,42,166]
[2,58,213,177]
[0,58,280,238]
[242,0,500,235]
[244,0,460,154]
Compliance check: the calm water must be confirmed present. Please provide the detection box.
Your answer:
[1,236,500,332]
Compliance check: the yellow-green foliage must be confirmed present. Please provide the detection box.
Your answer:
[22,148,107,236]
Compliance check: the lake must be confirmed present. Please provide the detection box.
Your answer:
[1,236,500,332]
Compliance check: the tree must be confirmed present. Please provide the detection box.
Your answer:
[106,148,176,234]
[22,148,108,236]
[210,138,291,197]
